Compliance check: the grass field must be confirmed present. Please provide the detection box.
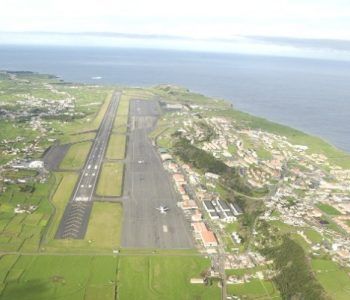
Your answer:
[106,134,126,160]
[0,255,118,300]
[316,203,341,215]
[85,202,122,249]
[227,279,280,299]
[90,91,114,130]
[59,142,92,170]
[59,132,96,144]
[116,95,130,116]
[117,255,220,300]
[303,228,323,244]
[0,254,219,300]
[256,146,273,160]
[113,115,128,133]
[312,259,350,300]
[43,173,78,243]
[42,178,122,252]
[113,94,130,133]
[96,162,124,197]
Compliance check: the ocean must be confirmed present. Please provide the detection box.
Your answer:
[1,45,350,153]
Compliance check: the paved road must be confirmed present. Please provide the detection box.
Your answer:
[55,92,120,239]
[121,100,193,249]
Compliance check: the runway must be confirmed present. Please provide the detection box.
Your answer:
[55,92,120,239]
[121,100,193,249]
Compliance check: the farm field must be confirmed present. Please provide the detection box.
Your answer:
[96,162,124,197]
[227,279,281,299]
[106,134,126,160]
[0,254,220,300]
[0,255,118,300]
[117,255,220,300]
[59,142,92,170]
[311,259,350,300]
[0,174,59,252]
[316,203,342,215]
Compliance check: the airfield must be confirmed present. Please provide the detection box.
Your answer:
[54,93,193,249]
[55,92,120,239]
[121,99,193,248]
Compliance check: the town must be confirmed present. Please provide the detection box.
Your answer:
[151,93,350,297]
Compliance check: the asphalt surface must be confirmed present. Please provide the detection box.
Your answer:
[43,144,70,171]
[55,92,120,239]
[121,100,193,249]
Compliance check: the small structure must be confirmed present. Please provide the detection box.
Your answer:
[28,160,44,169]
[190,278,205,284]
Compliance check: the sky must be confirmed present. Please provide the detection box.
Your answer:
[1,0,350,59]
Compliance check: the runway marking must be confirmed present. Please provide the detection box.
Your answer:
[81,184,84,188]
[163,225,168,233]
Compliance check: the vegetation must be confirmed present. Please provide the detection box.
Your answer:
[0,254,219,300]
[0,174,60,252]
[311,259,350,300]
[173,137,229,174]
[106,134,126,160]
[59,141,92,170]
[113,94,130,133]
[90,91,114,130]
[227,279,280,299]
[117,255,220,300]
[173,137,268,197]
[0,255,118,300]
[44,173,78,243]
[316,203,341,215]
[85,202,122,249]
[96,162,124,197]
[59,132,96,144]
[262,236,327,299]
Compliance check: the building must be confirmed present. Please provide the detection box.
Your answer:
[160,153,172,161]
[192,222,218,248]
[203,200,216,212]
[217,199,231,212]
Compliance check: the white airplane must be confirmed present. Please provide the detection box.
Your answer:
[156,206,169,214]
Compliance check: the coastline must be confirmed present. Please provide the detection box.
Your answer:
[149,84,350,169]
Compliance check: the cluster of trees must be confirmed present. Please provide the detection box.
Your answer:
[262,236,327,300]
[173,137,229,174]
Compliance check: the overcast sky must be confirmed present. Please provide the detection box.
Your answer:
[1,0,350,39]
[1,0,350,60]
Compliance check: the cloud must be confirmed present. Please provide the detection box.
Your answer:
[1,0,350,40]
